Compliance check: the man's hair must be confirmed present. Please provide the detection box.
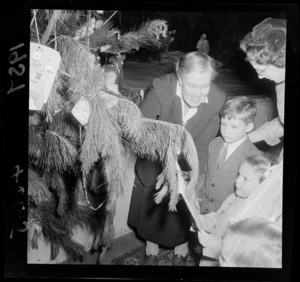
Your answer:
[220,96,257,125]
[221,217,282,268]
[176,51,218,81]
[240,17,286,68]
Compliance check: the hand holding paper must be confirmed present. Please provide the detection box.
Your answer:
[176,162,205,231]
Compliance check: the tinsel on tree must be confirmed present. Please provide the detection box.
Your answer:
[28,9,199,263]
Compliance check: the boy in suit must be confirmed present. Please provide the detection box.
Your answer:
[198,96,261,214]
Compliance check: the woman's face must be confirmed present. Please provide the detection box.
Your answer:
[179,71,212,108]
[250,61,285,84]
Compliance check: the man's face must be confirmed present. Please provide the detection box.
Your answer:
[220,117,253,144]
[179,71,212,108]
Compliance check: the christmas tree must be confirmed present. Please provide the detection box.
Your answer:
[28,9,199,263]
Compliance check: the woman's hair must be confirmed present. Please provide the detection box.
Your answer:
[221,217,282,268]
[220,96,257,125]
[243,153,279,183]
[176,51,218,80]
[240,17,286,68]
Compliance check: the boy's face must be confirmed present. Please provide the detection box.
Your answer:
[220,117,253,143]
[235,162,261,198]
[179,71,212,108]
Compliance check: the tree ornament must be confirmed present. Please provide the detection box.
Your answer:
[71,97,91,126]
[104,71,119,94]
[30,43,61,110]
[148,20,168,40]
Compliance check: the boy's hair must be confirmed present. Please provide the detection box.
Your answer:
[221,217,282,268]
[243,153,279,183]
[176,51,218,81]
[220,96,257,125]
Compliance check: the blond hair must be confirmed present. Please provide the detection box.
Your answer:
[240,17,286,68]
[221,217,282,268]
[176,51,218,80]
[243,153,279,183]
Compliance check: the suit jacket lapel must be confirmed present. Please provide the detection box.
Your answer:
[215,138,252,175]
[163,74,183,125]
[185,103,206,132]
[188,84,219,137]
[169,96,183,125]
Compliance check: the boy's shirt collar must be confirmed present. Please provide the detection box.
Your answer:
[223,135,247,161]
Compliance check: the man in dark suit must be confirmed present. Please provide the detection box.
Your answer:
[128,52,226,265]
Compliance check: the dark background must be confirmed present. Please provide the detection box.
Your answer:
[109,10,288,95]
[111,11,284,62]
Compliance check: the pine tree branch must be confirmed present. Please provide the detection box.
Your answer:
[41,10,62,45]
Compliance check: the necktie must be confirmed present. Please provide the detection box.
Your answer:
[217,143,229,170]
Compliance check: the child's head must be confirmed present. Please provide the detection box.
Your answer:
[220,96,257,143]
[219,217,282,268]
[235,153,279,198]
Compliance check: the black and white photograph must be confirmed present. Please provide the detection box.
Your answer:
[2,2,299,281]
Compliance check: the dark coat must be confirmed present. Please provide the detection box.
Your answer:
[128,73,226,247]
